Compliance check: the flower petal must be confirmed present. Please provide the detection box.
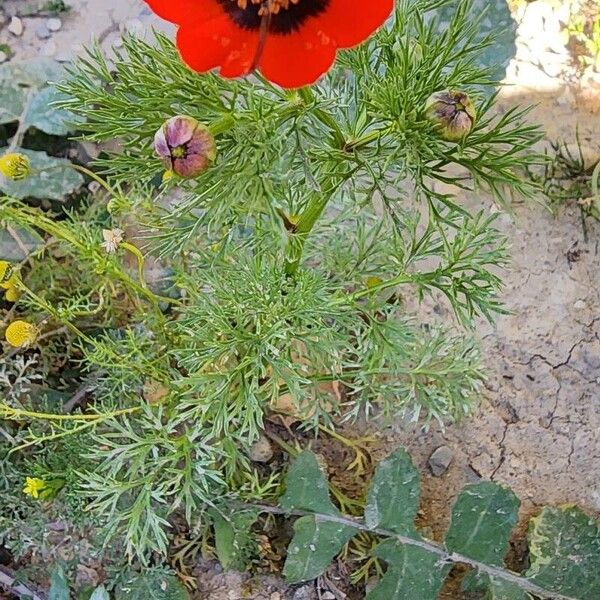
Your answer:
[259,22,337,88]
[317,0,394,48]
[176,13,259,79]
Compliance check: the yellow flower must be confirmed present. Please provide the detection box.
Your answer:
[0,260,14,287]
[5,320,39,348]
[4,285,20,302]
[23,477,46,499]
[0,152,31,181]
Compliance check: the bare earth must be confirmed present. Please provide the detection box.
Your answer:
[1,0,599,598]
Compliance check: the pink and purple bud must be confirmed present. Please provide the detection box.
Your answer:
[154,116,216,178]
[425,90,476,142]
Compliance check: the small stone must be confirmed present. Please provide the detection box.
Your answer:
[248,434,273,463]
[36,23,51,40]
[321,593,335,600]
[428,445,454,476]
[8,16,23,36]
[0,51,8,64]
[293,586,314,600]
[573,300,586,310]
[46,18,62,32]
[270,594,281,600]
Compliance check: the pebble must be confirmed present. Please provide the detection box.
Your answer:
[573,300,586,310]
[270,594,281,600]
[248,434,273,463]
[321,593,335,600]
[36,23,51,40]
[0,50,8,64]
[8,16,23,36]
[47,18,62,32]
[428,445,454,477]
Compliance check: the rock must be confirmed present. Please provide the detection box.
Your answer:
[321,593,335,600]
[270,594,281,600]
[8,16,23,37]
[47,18,62,32]
[573,300,586,310]
[428,445,454,476]
[0,51,8,64]
[293,586,315,600]
[248,434,273,463]
[36,23,51,40]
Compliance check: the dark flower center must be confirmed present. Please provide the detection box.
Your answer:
[218,0,330,34]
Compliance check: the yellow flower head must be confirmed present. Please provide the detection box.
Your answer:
[0,260,14,286]
[0,153,31,181]
[5,320,39,348]
[23,477,46,499]
[4,285,21,302]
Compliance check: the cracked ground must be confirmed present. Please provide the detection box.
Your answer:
[389,90,600,543]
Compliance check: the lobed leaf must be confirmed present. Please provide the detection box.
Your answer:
[283,515,358,584]
[48,565,70,600]
[212,509,259,571]
[445,481,519,566]
[0,148,83,200]
[367,539,451,600]
[525,505,600,597]
[365,448,420,536]
[280,450,340,516]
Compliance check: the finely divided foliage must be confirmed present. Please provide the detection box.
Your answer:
[0,0,549,573]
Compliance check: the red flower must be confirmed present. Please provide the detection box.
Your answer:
[144,0,394,88]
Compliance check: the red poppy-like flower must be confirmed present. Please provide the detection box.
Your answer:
[144,0,394,88]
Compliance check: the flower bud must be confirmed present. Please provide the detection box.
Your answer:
[0,152,32,181]
[0,261,14,286]
[425,90,476,142]
[154,116,216,178]
[5,320,39,348]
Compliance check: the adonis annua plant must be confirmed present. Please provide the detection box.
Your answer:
[0,0,542,568]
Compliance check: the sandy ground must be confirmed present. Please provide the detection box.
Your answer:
[1,0,599,598]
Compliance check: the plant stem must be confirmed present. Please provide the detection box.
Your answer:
[284,181,338,277]
[245,503,577,600]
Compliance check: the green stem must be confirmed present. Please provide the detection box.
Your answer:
[245,503,577,600]
[208,114,237,136]
[284,183,337,277]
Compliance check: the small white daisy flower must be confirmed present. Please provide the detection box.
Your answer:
[101,228,125,254]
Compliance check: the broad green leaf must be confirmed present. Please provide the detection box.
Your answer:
[0,225,43,261]
[0,148,83,200]
[280,450,339,516]
[115,570,189,600]
[49,565,70,600]
[445,482,519,566]
[23,87,82,136]
[89,585,110,600]
[365,448,420,535]
[0,58,65,89]
[283,515,357,584]
[525,505,600,597]
[212,509,258,571]
[484,577,532,600]
[434,0,516,83]
[367,539,450,600]
[0,81,27,124]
